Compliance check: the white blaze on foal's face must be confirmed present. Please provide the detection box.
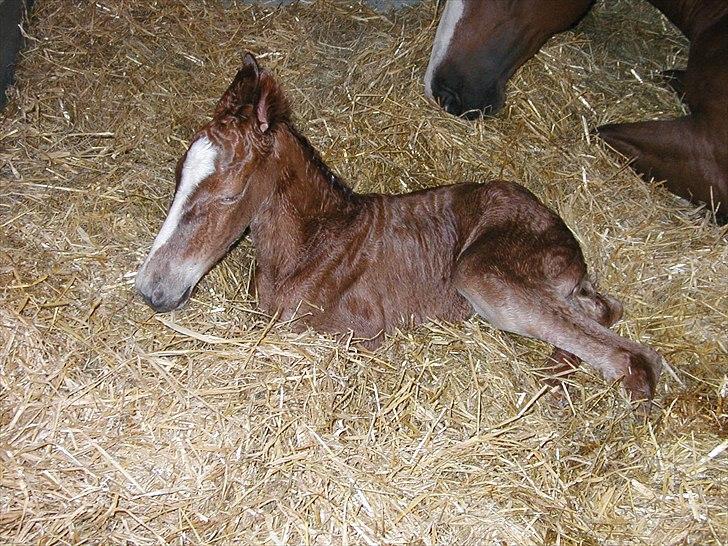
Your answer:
[136,52,287,313]
[135,135,223,313]
[148,136,219,256]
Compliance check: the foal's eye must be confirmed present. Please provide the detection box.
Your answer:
[220,194,240,205]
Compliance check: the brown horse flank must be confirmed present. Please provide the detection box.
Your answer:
[136,54,663,406]
[425,0,728,222]
[598,1,728,222]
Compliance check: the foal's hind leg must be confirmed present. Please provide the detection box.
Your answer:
[543,280,624,396]
[455,256,660,405]
[453,217,661,407]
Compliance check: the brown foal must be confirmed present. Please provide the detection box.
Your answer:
[135,54,663,406]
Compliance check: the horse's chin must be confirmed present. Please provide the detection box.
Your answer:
[461,105,501,120]
[452,83,507,119]
[439,99,504,119]
[458,97,506,119]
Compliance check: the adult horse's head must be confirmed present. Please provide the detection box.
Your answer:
[136,53,288,312]
[424,0,595,118]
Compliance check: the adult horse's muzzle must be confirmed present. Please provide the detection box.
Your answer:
[426,68,506,119]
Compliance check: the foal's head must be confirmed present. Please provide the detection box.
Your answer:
[136,54,289,313]
[424,0,595,118]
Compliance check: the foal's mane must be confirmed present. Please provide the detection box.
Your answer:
[286,123,355,199]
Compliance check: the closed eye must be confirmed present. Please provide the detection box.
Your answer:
[220,193,242,205]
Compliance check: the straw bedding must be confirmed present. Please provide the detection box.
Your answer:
[0,0,726,544]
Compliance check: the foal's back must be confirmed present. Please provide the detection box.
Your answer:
[273,180,574,342]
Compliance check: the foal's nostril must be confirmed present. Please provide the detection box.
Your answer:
[150,285,167,310]
[139,290,154,309]
[143,284,193,313]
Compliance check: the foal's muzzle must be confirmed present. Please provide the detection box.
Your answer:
[138,281,193,313]
[135,254,200,313]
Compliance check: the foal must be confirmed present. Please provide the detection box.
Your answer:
[136,54,663,405]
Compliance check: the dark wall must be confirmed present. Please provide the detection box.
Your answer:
[1,0,34,110]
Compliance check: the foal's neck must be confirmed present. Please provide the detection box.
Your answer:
[250,125,359,271]
[275,126,356,217]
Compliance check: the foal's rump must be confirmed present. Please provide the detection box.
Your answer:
[453,180,589,317]
[452,180,662,402]
[465,180,586,280]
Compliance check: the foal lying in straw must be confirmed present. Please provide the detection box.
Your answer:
[136,54,663,408]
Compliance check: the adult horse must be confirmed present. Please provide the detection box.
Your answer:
[424,0,728,222]
[0,0,35,110]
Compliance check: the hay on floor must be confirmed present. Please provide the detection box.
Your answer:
[0,0,726,544]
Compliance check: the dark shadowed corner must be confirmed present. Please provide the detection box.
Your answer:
[0,0,34,110]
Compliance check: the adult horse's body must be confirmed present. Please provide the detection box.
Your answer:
[136,54,662,405]
[0,0,35,110]
[425,0,728,221]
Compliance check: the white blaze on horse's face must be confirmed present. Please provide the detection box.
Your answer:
[425,0,509,118]
[150,137,219,255]
[424,0,465,100]
[135,136,222,313]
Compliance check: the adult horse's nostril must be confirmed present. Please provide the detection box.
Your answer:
[432,84,463,116]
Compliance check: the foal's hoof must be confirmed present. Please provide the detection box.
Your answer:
[543,348,580,407]
[621,351,663,419]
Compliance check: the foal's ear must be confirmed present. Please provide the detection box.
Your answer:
[214,53,289,133]
[254,68,289,133]
[214,53,261,119]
